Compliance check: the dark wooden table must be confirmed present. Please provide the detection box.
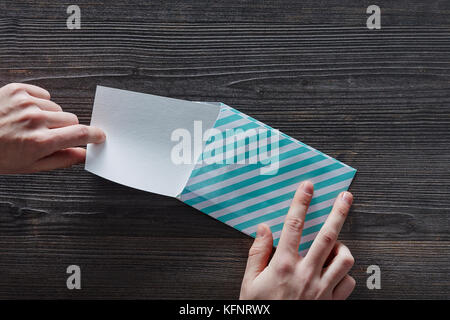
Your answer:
[0,0,449,299]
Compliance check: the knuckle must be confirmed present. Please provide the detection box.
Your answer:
[284,216,304,233]
[298,194,311,206]
[341,254,355,269]
[336,205,349,218]
[32,132,53,146]
[26,110,44,121]
[321,230,338,245]
[13,95,34,109]
[20,110,45,127]
[22,132,51,151]
[3,83,23,95]
[76,125,89,140]
[274,256,295,275]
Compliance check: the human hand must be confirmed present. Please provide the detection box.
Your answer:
[240,180,355,300]
[0,83,105,174]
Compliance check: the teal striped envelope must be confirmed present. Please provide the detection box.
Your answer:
[179,104,356,256]
[86,86,356,256]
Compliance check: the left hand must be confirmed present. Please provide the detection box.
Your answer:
[0,83,105,174]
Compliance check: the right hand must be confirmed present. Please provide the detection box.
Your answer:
[240,181,356,300]
[0,83,105,174]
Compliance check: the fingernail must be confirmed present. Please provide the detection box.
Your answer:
[301,181,314,196]
[256,224,267,238]
[99,131,106,142]
[342,192,353,205]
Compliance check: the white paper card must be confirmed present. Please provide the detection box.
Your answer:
[85,86,221,197]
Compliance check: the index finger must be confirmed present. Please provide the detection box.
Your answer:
[47,124,106,152]
[304,191,353,269]
[274,180,314,259]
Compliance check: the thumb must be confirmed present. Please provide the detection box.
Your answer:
[243,224,273,282]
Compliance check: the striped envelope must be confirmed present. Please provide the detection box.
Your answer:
[179,104,356,256]
[86,86,356,256]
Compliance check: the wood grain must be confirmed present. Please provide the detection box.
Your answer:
[0,0,449,299]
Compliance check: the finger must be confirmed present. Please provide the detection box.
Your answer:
[242,224,273,283]
[43,111,79,129]
[32,96,62,112]
[323,241,339,268]
[274,181,313,258]
[332,275,356,300]
[321,242,354,288]
[47,124,106,152]
[305,191,353,269]
[29,148,86,173]
[21,84,51,100]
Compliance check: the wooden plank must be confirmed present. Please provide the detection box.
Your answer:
[1,0,450,25]
[0,237,448,299]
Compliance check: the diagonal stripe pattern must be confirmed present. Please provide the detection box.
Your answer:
[179,104,356,255]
